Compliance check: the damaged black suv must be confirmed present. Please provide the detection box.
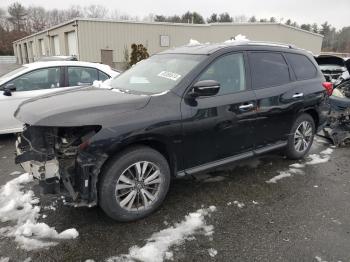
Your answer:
[15,42,331,221]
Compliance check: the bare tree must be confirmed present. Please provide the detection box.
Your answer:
[27,6,47,32]
[84,5,108,19]
[64,5,84,21]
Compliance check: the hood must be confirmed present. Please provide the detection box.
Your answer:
[15,86,150,127]
[345,59,350,73]
[315,55,346,67]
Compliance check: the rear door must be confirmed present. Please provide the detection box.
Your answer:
[181,52,257,169]
[248,51,304,148]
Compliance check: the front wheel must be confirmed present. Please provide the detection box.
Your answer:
[99,146,171,221]
[285,114,315,160]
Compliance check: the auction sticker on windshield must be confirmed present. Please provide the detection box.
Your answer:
[158,71,181,81]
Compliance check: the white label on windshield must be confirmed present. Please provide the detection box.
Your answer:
[158,71,181,81]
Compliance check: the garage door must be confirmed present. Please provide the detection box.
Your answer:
[52,35,60,55]
[67,31,77,56]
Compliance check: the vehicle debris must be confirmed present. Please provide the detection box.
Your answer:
[316,55,350,146]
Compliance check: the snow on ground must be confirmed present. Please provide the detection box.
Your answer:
[208,248,218,257]
[305,154,330,165]
[266,171,292,184]
[315,256,328,262]
[0,257,10,262]
[106,206,216,262]
[0,173,79,251]
[267,147,334,183]
[233,201,245,208]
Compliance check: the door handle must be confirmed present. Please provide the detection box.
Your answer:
[239,103,254,110]
[292,93,304,98]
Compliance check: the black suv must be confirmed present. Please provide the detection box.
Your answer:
[15,42,331,221]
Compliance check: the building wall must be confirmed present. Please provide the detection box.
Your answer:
[13,20,323,68]
[77,20,322,69]
[13,21,78,63]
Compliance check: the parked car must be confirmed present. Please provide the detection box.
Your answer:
[0,61,119,134]
[15,42,331,221]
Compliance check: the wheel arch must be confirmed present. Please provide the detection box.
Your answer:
[102,135,178,177]
[301,107,319,128]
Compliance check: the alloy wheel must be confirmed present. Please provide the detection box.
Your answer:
[294,121,313,152]
[115,161,162,211]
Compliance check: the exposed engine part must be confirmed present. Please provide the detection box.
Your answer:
[323,97,350,147]
[15,125,106,206]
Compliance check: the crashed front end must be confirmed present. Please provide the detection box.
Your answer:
[15,125,107,207]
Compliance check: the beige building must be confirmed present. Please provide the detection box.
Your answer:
[13,18,323,70]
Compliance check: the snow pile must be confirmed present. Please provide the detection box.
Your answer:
[224,34,249,44]
[208,248,218,257]
[0,173,79,250]
[187,39,201,46]
[106,206,217,262]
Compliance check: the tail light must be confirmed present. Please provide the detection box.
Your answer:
[79,140,90,150]
[322,82,333,96]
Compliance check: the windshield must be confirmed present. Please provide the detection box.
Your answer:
[110,54,205,94]
[0,66,28,79]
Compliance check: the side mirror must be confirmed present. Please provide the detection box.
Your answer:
[3,83,16,96]
[191,80,220,97]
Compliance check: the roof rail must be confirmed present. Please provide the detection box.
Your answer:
[245,41,296,49]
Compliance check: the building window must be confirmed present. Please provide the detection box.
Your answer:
[160,35,170,47]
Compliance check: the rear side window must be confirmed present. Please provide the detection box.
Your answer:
[98,70,109,81]
[68,67,98,86]
[285,53,317,80]
[249,52,290,89]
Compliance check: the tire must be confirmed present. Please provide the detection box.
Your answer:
[285,113,315,160]
[99,146,171,222]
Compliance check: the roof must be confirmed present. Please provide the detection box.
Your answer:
[159,41,302,55]
[13,19,323,43]
[22,61,112,71]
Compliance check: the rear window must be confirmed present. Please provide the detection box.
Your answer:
[249,52,290,89]
[286,53,317,80]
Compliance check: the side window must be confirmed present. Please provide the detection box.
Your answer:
[285,53,317,80]
[198,53,246,95]
[98,70,110,81]
[249,52,290,89]
[8,67,60,92]
[68,67,98,86]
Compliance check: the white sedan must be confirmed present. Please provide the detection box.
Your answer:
[0,61,119,134]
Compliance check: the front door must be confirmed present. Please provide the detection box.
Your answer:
[0,67,64,133]
[181,52,257,170]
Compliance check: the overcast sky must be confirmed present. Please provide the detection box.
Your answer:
[1,0,349,29]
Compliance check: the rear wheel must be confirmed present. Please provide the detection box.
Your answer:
[285,114,315,159]
[99,146,170,221]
